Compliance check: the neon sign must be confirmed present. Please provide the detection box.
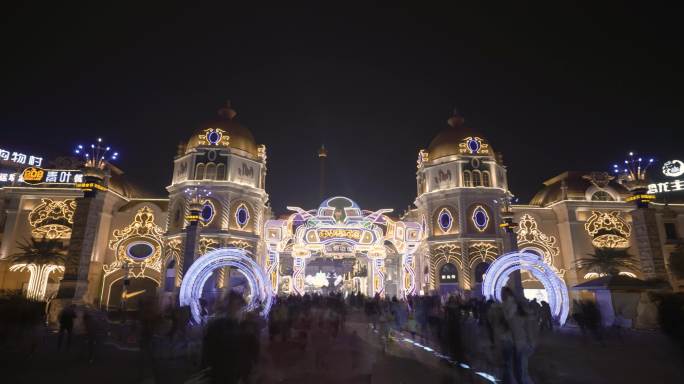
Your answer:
[0,148,43,166]
[317,228,363,241]
[663,160,684,177]
[21,167,84,185]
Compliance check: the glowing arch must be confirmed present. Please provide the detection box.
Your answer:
[179,247,273,324]
[482,251,569,325]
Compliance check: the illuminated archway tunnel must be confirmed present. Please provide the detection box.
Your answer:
[482,251,569,325]
[180,247,273,324]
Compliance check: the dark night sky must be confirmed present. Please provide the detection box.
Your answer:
[1,3,683,214]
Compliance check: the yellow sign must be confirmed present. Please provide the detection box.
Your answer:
[317,228,363,241]
[75,182,108,192]
[625,194,655,202]
[21,167,45,184]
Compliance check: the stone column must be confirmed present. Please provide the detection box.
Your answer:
[631,207,669,281]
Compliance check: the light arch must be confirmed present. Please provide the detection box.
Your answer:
[179,247,273,324]
[482,251,570,325]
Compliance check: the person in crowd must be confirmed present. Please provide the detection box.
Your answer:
[57,304,77,350]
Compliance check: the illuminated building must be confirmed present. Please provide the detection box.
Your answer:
[0,105,682,313]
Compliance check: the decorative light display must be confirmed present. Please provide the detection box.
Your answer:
[662,160,684,177]
[516,214,561,269]
[459,136,490,155]
[179,247,273,324]
[10,263,64,301]
[28,198,77,239]
[482,251,570,325]
[74,138,118,169]
[200,200,215,226]
[612,152,654,183]
[104,206,164,278]
[198,128,229,146]
[235,203,250,229]
[430,243,462,289]
[584,271,637,280]
[584,211,631,249]
[471,205,490,232]
[198,237,218,256]
[437,208,453,233]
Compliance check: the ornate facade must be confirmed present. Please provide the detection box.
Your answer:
[0,107,682,310]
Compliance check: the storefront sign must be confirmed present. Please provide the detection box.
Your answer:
[20,167,84,185]
[0,148,43,166]
[317,228,362,241]
[662,160,684,177]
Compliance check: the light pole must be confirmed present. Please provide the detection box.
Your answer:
[500,195,524,299]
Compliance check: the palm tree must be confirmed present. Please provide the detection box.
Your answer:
[9,237,66,301]
[574,247,638,277]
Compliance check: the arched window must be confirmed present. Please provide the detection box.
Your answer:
[439,263,459,283]
[205,162,217,180]
[591,190,615,201]
[474,262,490,283]
[482,171,491,187]
[472,170,482,186]
[463,170,472,187]
[195,163,205,180]
[216,163,226,180]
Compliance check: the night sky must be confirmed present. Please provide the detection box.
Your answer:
[2,4,683,214]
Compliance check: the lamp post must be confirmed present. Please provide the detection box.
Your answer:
[500,195,524,299]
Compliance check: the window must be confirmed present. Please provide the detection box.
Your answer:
[205,162,217,180]
[472,170,482,186]
[195,163,205,180]
[665,222,678,241]
[439,263,459,283]
[463,170,472,187]
[216,164,226,180]
[482,171,491,187]
[591,190,615,201]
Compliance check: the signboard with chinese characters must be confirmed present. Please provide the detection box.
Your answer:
[647,159,684,194]
[0,148,43,167]
[19,167,84,185]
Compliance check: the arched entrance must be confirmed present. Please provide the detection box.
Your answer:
[438,262,459,295]
[179,247,273,324]
[482,251,569,325]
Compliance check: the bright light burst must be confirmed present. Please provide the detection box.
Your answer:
[74,138,118,169]
[612,151,654,182]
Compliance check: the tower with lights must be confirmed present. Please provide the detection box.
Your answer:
[161,103,270,302]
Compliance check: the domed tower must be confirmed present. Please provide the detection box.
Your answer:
[411,110,510,295]
[162,103,269,297]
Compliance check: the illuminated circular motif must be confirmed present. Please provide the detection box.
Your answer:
[482,251,570,325]
[466,138,481,154]
[236,204,250,228]
[200,202,214,224]
[438,208,453,232]
[207,129,222,145]
[663,160,684,177]
[126,241,155,260]
[179,247,273,324]
[472,206,489,232]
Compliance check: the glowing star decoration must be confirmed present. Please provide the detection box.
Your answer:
[663,160,684,177]
[482,251,570,325]
[459,137,490,155]
[584,211,631,249]
[179,247,273,324]
[198,128,229,146]
[235,203,250,229]
[438,208,453,233]
[10,263,65,301]
[471,205,489,232]
[28,199,77,239]
[74,138,118,169]
[104,206,164,278]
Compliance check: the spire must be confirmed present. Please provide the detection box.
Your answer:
[217,100,237,120]
[447,108,465,128]
[319,144,327,201]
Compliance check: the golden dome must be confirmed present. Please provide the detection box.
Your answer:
[427,112,494,160]
[185,104,258,157]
